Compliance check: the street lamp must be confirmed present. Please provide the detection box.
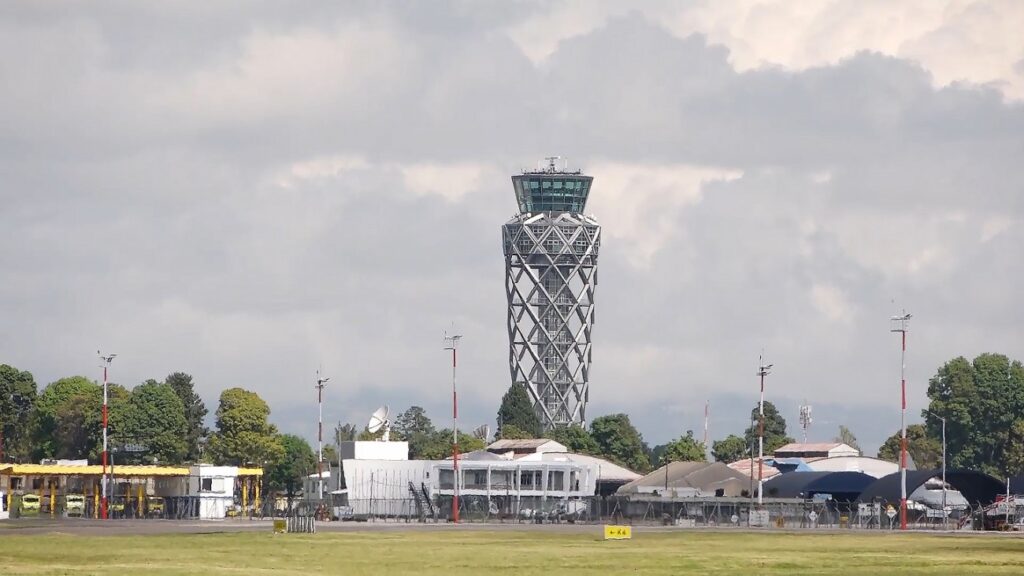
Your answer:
[757,356,772,507]
[444,331,462,523]
[924,409,947,530]
[98,351,116,520]
[315,370,330,500]
[890,312,911,530]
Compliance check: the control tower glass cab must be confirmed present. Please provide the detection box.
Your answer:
[502,158,600,430]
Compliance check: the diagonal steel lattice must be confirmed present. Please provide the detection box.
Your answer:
[502,212,600,429]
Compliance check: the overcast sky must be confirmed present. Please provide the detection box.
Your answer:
[2,1,1022,456]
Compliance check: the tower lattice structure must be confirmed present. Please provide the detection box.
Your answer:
[502,159,600,430]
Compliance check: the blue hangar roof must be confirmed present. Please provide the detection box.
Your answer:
[762,471,876,500]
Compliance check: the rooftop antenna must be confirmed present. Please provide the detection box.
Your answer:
[799,402,812,443]
[472,424,490,441]
[367,405,391,442]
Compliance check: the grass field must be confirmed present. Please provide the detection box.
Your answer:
[1,528,1023,575]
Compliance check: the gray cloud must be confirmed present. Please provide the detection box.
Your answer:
[1,3,1021,456]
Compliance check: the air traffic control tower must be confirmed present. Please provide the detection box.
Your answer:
[502,158,600,430]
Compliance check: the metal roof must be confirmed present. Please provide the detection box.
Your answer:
[618,462,749,495]
[0,464,263,477]
[762,471,875,500]
[536,452,641,482]
[858,469,1003,507]
[486,439,567,452]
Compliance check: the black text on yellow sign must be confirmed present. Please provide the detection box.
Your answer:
[603,525,632,540]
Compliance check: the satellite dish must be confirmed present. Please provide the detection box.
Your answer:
[367,405,391,442]
[472,424,490,441]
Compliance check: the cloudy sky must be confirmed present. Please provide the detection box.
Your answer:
[2,1,1022,456]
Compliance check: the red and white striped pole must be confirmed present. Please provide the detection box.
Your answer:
[98,351,116,520]
[444,332,462,523]
[891,312,911,531]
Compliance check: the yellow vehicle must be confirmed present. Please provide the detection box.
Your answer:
[65,494,86,517]
[21,494,41,516]
[147,497,164,518]
[109,501,125,518]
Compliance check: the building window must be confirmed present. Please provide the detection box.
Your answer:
[201,478,213,492]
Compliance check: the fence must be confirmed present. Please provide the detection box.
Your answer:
[6,489,1018,531]
[250,495,1008,531]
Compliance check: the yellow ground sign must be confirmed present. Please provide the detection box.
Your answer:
[603,525,632,540]
[273,519,286,534]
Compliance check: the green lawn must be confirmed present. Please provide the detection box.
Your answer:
[0,529,1022,575]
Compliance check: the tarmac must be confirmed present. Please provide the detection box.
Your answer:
[2,517,1022,537]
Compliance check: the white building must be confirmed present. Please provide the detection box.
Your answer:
[326,438,638,519]
[186,465,239,519]
[0,490,8,520]
[773,443,861,459]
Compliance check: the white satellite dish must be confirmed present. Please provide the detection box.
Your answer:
[367,405,391,442]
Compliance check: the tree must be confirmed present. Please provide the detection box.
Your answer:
[656,431,707,466]
[335,423,358,443]
[877,424,942,470]
[743,401,794,455]
[394,406,435,439]
[206,388,284,466]
[712,434,748,463]
[497,384,542,438]
[496,423,532,440]
[117,380,189,464]
[165,372,208,462]
[393,406,438,459]
[1005,420,1024,476]
[545,425,600,455]
[266,434,316,498]
[834,425,862,454]
[926,353,1024,476]
[0,364,37,462]
[32,376,128,460]
[416,430,486,460]
[589,414,652,473]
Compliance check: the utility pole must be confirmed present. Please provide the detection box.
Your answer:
[444,331,462,523]
[703,400,710,453]
[98,351,116,520]
[757,356,773,506]
[891,311,911,531]
[315,370,330,500]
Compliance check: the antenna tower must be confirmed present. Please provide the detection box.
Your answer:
[799,403,812,443]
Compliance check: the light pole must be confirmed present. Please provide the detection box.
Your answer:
[757,356,773,507]
[315,370,330,500]
[444,331,462,523]
[890,311,911,530]
[98,351,116,520]
[924,409,947,530]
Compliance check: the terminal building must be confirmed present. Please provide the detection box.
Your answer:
[311,438,639,520]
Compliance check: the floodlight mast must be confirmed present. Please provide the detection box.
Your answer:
[98,351,116,520]
[444,331,462,523]
[891,311,911,531]
[316,370,330,499]
[757,356,772,507]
